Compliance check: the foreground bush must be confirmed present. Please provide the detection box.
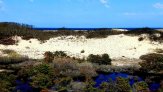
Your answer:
[18,64,55,90]
[79,62,97,82]
[53,77,72,91]
[139,53,163,72]
[116,77,132,92]
[87,54,112,65]
[44,51,54,63]
[53,57,80,77]
[0,73,16,92]
[133,81,149,92]
[30,73,53,89]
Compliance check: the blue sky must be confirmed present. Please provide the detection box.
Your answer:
[0,0,163,28]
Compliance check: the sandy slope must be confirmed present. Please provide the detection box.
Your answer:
[0,34,162,61]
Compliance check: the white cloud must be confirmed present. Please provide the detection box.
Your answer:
[123,12,163,16]
[99,0,109,8]
[153,3,163,9]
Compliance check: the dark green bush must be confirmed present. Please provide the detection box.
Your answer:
[86,29,123,38]
[53,51,67,57]
[125,27,163,42]
[125,28,157,35]
[30,73,53,89]
[116,77,131,92]
[87,54,111,65]
[17,64,55,90]
[139,53,163,72]
[133,81,149,92]
[81,50,85,53]
[28,64,54,77]
[0,73,16,92]
[0,22,56,42]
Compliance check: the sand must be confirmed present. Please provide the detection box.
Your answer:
[0,34,162,61]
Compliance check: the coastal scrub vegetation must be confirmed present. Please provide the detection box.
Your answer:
[125,27,163,42]
[139,53,163,73]
[0,51,162,91]
[0,49,28,65]
[87,54,112,65]
[0,22,163,91]
[1,22,163,45]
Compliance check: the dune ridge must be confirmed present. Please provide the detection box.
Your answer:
[0,34,162,61]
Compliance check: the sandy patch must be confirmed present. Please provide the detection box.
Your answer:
[0,34,162,61]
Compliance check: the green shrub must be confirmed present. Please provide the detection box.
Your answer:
[30,73,53,89]
[116,77,131,92]
[17,64,54,90]
[87,54,111,65]
[0,22,56,42]
[81,50,85,53]
[133,81,149,92]
[28,64,54,77]
[125,27,163,42]
[84,80,99,92]
[53,51,67,57]
[125,28,158,36]
[0,73,16,92]
[139,53,163,72]
[53,77,72,91]
[86,29,124,38]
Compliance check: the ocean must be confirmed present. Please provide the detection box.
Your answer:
[33,28,163,31]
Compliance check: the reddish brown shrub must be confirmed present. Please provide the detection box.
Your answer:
[44,51,54,63]
[0,37,16,45]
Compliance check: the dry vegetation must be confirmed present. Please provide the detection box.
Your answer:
[0,49,28,65]
[0,22,163,91]
[1,22,163,46]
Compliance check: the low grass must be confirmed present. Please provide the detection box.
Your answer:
[0,49,28,65]
[154,48,163,53]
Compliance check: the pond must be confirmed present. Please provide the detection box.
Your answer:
[14,73,160,92]
[95,72,160,91]
[13,80,40,92]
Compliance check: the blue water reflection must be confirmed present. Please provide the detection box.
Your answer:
[95,73,160,91]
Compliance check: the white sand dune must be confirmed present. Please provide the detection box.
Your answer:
[0,34,162,61]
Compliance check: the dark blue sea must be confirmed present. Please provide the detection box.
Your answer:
[33,28,163,31]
